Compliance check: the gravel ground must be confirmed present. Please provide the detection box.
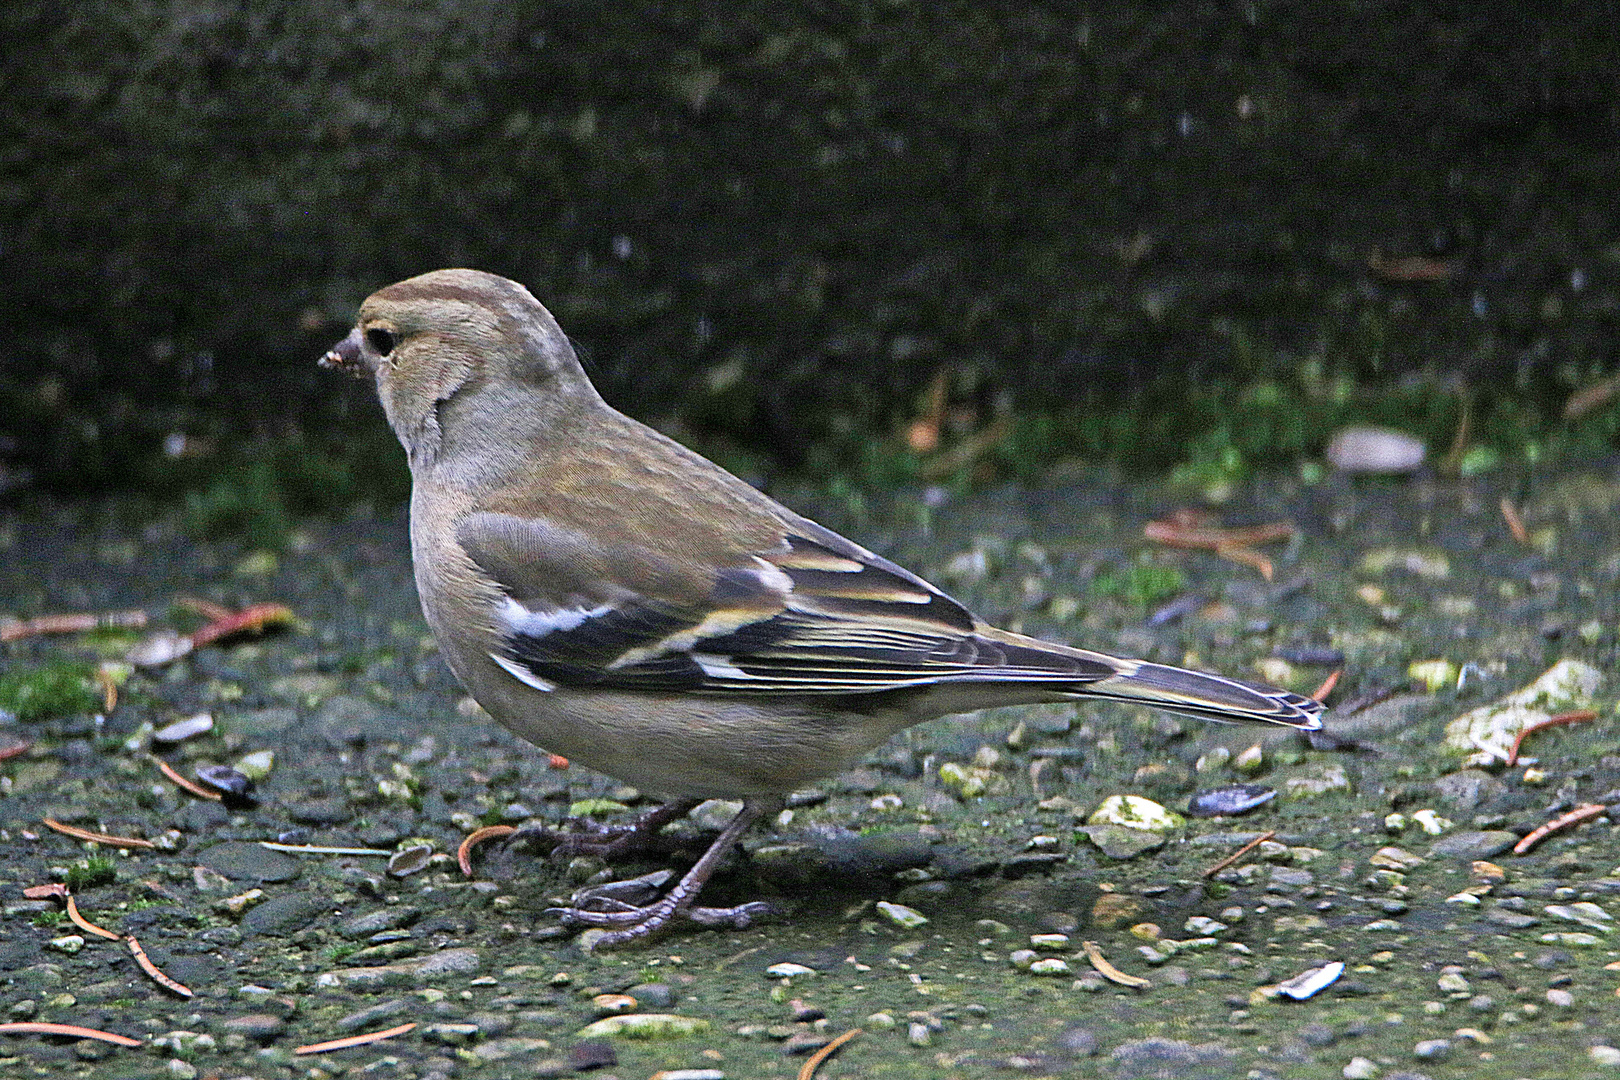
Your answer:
[0,456,1617,1079]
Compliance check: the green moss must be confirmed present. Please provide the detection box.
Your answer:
[1090,565,1188,608]
[30,910,67,928]
[64,855,117,890]
[0,662,99,722]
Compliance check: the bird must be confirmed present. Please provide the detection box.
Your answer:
[321,268,1325,948]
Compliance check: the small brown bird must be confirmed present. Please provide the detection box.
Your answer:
[323,269,1324,948]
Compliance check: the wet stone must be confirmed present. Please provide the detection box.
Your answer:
[416,947,484,979]
[287,797,354,825]
[337,998,414,1032]
[221,1013,286,1041]
[340,906,422,940]
[1483,908,1539,929]
[1433,770,1506,811]
[1079,824,1166,860]
[241,891,333,936]
[196,841,303,883]
[471,1037,554,1063]
[627,982,676,1009]
[1429,831,1518,860]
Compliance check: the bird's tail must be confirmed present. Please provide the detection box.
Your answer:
[1074,658,1324,729]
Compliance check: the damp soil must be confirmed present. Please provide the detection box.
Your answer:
[0,459,1617,1079]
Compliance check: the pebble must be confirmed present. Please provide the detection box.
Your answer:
[1429,830,1517,859]
[876,901,928,929]
[1546,988,1574,1008]
[152,713,214,744]
[1483,907,1538,929]
[765,962,816,979]
[575,1014,711,1039]
[1591,1046,1620,1067]
[1343,1056,1380,1078]
[1325,425,1425,473]
[1412,1038,1451,1060]
[221,1014,286,1041]
[1187,784,1276,818]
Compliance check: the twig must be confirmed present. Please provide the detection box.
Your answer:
[0,1022,143,1047]
[457,825,516,877]
[1201,830,1276,878]
[126,934,193,997]
[294,1022,416,1055]
[1080,940,1151,989]
[0,610,147,642]
[1513,804,1607,855]
[152,756,222,800]
[1498,497,1528,545]
[1506,710,1598,767]
[42,818,155,849]
[798,1027,863,1080]
[1144,518,1296,550]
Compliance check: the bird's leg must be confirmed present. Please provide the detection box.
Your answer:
[548,798,780,948]
[519,797,703,860]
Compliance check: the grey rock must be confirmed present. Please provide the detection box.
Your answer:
[1428,831,1518,860]
[242,892,333,936]
[196,841,303,883]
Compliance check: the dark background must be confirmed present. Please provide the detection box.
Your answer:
[3,1,1618,507]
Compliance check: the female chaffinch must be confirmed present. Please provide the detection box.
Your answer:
[323,268,1323,947]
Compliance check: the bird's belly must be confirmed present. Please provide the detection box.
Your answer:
[482,685,910,799]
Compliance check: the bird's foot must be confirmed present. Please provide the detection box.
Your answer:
[516,798,702,860]
[544,798,775,948]
[547,881,777,948]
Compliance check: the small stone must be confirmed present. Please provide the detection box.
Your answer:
[1546,988,1574,1008]
[875,901,928,929]
[1483,907,1538,929]
[765,962,816,979]
[1413,1038,1451,1060]
[864,1011,896,1030]
[907,1021,931,1047]
[1591,1045,1620,1067]
[221,1014,286,1041]
[1028,958,1070,976]
[1430,831,1518,860]
[1343,1055,1380,1078]
[575,1014,711,1039]
[569,1038,618,1069]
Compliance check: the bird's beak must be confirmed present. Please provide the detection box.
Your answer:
[319,327,370,378]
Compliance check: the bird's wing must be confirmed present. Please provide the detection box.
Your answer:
[458,510,1323,729]
[458,510,1092,691]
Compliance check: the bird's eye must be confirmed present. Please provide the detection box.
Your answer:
[366,327,396,356]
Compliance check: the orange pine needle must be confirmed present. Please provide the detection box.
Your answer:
[66,895,121,941]
[798,1027,863,1080]
[1144,518,1296,551]
[42,818,155,849]
[294,1022,416,1055]
[1499,498,1528,545]
[1506,709,1597,767]
[188,603,295,647]
[1310,669,1342,702]
[1080,940,1152,989]
[1514,803,1607,855]
[0,1021,143,1047]
[126,934,193,998]
[457,825,516,876]
[152,756,222,800]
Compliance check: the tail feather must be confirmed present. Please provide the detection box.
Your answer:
[1081,660,1323,729]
